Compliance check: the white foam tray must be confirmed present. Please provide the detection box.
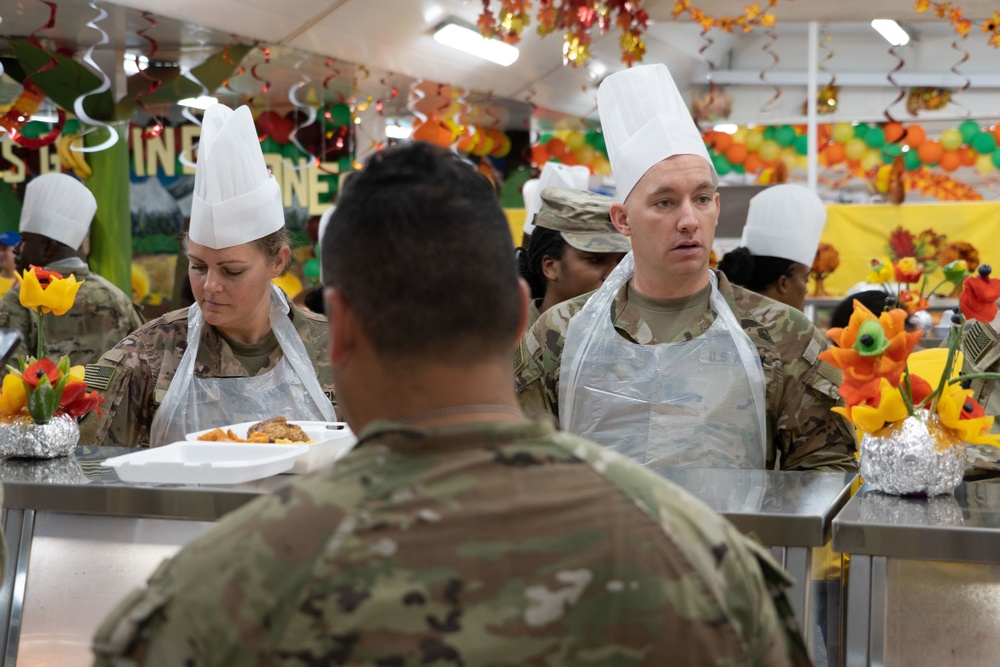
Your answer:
[104,442,308,485]
[185,421,357,474]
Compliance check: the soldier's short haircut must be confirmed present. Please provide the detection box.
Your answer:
[322,142,521,363]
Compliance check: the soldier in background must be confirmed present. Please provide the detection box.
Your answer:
[0,174,143,365]
[0,231,20,297]
[517,186,629,327]
[92,142,810,666]
[515,64,856,472]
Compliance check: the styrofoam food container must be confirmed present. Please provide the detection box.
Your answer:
[185,421,357,474]
[104,442,308,485]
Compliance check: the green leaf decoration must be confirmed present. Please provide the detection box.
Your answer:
[27,374,58,424]
[9,40,114,121]
[142,45,254,104]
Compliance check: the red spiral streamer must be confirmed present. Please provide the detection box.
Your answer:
[11,107,65,149]
[134,12,165,139]
[759,27,781,112]
[883,44,906,123]
[24,0,59,86]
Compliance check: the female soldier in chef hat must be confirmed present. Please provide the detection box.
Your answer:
[80,105,337,447]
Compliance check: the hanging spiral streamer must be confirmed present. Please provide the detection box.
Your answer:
[249,47,271,96]
[759,27,781,112]
[0,16,5,142]
[72,3,118,153]
[819,28,835,88]
[883,44,906,124]
[25,1,59,86]
[134,12,165,140]
[284,54,319,171]
[947,33,971,117]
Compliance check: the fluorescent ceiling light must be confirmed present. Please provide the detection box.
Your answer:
[871,19,910,46]
[178,96,219,110]
[385,124,412,140]
[433,22,519,66]
[713,123,738,134]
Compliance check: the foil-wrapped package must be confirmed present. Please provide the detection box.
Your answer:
[860,413,965,496]
[0,455,87,484]
[0,414,80,459]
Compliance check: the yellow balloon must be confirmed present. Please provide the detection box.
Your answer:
[780,147,798,163]
[575,144,596,165]
[594,156,612,176]
[845,138,867,161]
[940,128,963,151]
[758,140,780,163]
[745,129,764,152]
[565,131,586,151]
[861,150,881,171]
[832,123,854,144]
[797,155,810,171]
[732,127,748,145]
[976,153,996,175]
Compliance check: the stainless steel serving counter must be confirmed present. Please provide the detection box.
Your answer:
[656,468,856,666]
[833,482,1000,667]
[0,446,289,667]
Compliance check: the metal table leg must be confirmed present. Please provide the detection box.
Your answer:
[846,554,872,667]
[0,509,34,667]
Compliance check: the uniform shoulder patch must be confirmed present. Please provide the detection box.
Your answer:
[162,308,189,324]
[84,365,116,391]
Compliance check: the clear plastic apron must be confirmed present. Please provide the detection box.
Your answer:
[559,252,767,469]
[149,285,336,447]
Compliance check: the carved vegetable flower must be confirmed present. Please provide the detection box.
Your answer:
[16,266,83,316]
[937,384,1000,446]
[893,257,923,284]
[960,265,1000,323]
[866,257,894,284]
[821,301,923,388]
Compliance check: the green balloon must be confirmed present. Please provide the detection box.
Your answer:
[763,126,776,141]
[971,131,997,155]
[281,142,309,162]
[712,152,732,176]
[19,121,47,139]
[538,133,554,145]
[793,134,810,156]
[303,258,320,280]
[880,143,903,163]
[62,118,81,135]
[865,126,886,149]
[903,149,921,170]
[775,125,796,147]
[992,148,1000,169]
[732,163,745,174]
[585,131,606,153]
[853,124,869,139]
[959,120,980,143]
[321,103,351,129]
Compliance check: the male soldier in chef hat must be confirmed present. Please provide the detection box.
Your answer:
[717,184,827,311]
[515,64,857,473]
[0,173,143,366]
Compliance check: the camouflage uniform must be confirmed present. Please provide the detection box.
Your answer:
[0,257,143,366]
[515,270,857,472]
[93,419,810,666]
[527,297,542,329]
[78,295,335,447]
[959,319,1000,473]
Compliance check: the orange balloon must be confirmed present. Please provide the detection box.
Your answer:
[991,124,1000,142]
[939,150,961,172]
[824,143,845,165]
[903,125,926,148]
[713,132,732,153]
[472,132,495,157]
[743,153,764,173]
[546,137,568,159]
[456,132,479,153]
[530,144,549,166]
[412,117,454,147]
[725,143,748,165]
[917,139,943,165]
[959,146,977,167]
[883,122,905,144]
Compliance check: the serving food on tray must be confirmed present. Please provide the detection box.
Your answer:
[187,416,356,474]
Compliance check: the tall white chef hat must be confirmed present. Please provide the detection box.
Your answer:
[741,184,827,267]
[189,104,284,249]
[522,161,591,235]
[598,64,716,202]
[19,173,96,250]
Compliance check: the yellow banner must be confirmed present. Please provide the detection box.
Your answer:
[815,203,1000,297]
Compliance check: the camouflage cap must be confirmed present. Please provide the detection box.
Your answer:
[535,186,631,253]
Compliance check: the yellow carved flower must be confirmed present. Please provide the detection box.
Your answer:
[0,373,27,417]
[16,267,84,316]
[937,383,1000,446]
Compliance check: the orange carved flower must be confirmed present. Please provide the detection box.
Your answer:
[821,300,923,388]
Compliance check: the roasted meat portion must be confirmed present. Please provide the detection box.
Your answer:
[246,416,309,443]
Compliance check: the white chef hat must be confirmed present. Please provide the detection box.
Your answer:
[741,184,827,267]
[189,104,284,249]
[598,64,716,202]
[522,161,591,235]
[19,173,96,250]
